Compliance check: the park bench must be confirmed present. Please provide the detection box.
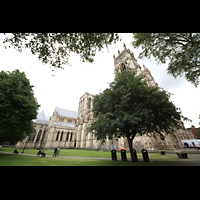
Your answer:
[37,151,45,157]
[177,152,188,158]
[13,151,19,155]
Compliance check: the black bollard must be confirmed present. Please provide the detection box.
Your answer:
[141,149,150,162]
[111,149,117,161]
[130,149,138,162]
[120,148,127,161]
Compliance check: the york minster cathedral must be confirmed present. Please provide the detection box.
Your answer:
[16,44,190,151]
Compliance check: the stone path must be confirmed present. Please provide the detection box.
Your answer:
[0,151,111,160]
[1,151,200,165]
[154,153,200,166]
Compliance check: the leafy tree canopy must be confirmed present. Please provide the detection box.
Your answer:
[88,69,191,161]
[0,69,40,145]
[4,33,200,87]
[3,33,120,69]
[132,33,200,87]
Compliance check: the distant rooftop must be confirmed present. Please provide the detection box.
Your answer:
[54,107,78,119]
[33,107,78,125]
[34,119,49,125]
[54,121,76,127]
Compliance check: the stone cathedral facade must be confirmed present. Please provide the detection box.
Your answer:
[16,44,190,150]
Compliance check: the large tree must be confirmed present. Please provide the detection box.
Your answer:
[132,33,200,87]
[87,69,190,162]
[0,69,40,145]
[3,33,120,69]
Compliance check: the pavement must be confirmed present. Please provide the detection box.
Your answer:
[153,153,200,166]
[1,151,200,166]
[0,151,112,160]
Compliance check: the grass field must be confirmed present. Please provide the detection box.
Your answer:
[0,147,178,159]
[0,147,181,166]
[0,153,180,166]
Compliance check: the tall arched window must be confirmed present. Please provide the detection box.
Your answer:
[36,130,42,142]
[70,132,73,141]
[32,135,35,141]
[121,63,126,71]
[88,98,91,109]
[66,132,70,141]
[41,130,46,142]
[56,131,60,141]
[60,131,63,141]
[82,99,85,109]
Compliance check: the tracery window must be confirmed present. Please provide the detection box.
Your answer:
[70,132,73,141]
[32,135,35,141]
[56,131,60,141]
[121,63,126,71]
[41,130,46,142]
[59,118,64,122]
[66,132,70,141]
[36,130,42,142]
[88,98,91,109]
[60,131,63,141]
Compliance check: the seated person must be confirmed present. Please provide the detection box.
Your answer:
[41,150,46,157]
[14,149,19,154]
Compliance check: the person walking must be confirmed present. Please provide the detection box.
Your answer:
[53,147,57,157]
[57,147,60,157]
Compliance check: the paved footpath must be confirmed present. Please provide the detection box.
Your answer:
[1,151,200,165]
[148,153,200,166]
[0,151,111,160]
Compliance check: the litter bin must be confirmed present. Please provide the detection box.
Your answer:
[177,152,188,159]
[120,148,127,161]
[131,149,138,162]
[141,149,150,162]
[111,149,117,161]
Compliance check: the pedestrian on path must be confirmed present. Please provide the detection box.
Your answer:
[53,147,57,157]
[57,147,60,157]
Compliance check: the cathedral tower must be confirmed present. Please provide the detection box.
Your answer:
[113,43,142,75]
[75,92,94,149]
[113,43,158,87]
[113,44,190,150]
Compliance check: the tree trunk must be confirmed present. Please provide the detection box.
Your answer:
[127,135,135,162]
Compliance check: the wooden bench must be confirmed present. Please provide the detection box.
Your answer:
[177,152,188,158]
[37,151,45,157]
[13,151,19,155]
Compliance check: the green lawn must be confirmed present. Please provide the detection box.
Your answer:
[0,153,180,166]
[0,147,181,166]
[0,147,178,159]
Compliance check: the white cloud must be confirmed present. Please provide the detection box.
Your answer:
[169,83,200,128]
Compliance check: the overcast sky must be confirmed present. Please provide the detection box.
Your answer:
[0,33,199,129]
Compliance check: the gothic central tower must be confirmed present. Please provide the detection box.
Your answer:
[113,43,158,87]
